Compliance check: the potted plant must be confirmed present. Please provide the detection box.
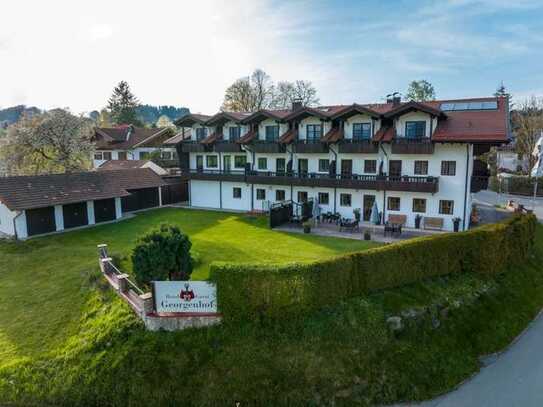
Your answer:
[363,229,371,240]
[302,220,312,234]
[414,214,422,229]
[453,217,461,232]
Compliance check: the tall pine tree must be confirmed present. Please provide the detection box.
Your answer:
[107,81,142,126]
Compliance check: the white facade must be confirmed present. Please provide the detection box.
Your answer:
[93,147,177,168]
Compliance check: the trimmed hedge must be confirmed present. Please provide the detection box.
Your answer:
[209,214,537,322]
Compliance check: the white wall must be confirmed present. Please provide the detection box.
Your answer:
[395,111,433,138]
[221,182,252,211]
[297,117,330,140]
[54,205,64,231]
[223,121,249,141]
[0,201,16,236]
[93,147,176,168]
[87,201,96,225]
[190,180,221,208]
[257,118,288,140]
[343,114,377,139]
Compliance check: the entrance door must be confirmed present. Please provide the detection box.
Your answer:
[389,160,402,177]
[276,158,286,174]
[223,155,231,173]
[363,195,375,222]
[196,155,204,171]
[341,159,353,177]
[298,159,308,175]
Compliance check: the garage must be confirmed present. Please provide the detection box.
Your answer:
[161,181,188,205]
[63,202,89,229]
[121,187,160,212]
[26,206,56,237]
[94,198,117,223]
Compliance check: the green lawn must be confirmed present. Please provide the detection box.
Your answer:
[1,209,542,406]
[0,207,375,363]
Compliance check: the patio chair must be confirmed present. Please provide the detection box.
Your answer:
[384,214,407,237]
[339,218,360,233]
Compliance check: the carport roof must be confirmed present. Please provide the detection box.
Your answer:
[0,168,165,211]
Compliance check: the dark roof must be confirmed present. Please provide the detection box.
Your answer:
[382,101,445,119]
[331,104,381,120]
[0,169,165,211]
[97,160,151,171]
[94,126,172,150]
[322,127,344,143]
[373,125,394,142]
[200,132,222,145]
[163,128,191,145]
[174,113,212,127]
[206,111,251,126]
[279,129,297,144]
[238,130,257,144]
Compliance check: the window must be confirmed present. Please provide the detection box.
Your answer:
[229,127,241,141]
[196,127,208,141]
[306,124,322,142]
[233,187,242,199]
[297,191,308,203]
[439,200,454,215]
[440,101,498,111]
[389,160,402,177]
[352,123,371,140]
[118,151,127,160]
[318,192,329,205]
[412,198,426,213]
[206,155,218,168]
[256,188,266,200]
[340,193,352,207]
[276,158,286,173]
[234,155,246,169]
[414,160,428,175]
[387,197,400,211]
[196,155,204,170]
[318,159,330,173]
[276,190,286,201]
[405,121,426,139]
[265,125,279,141]
[94,152,103,160]
[161,151,172,160]
[139,152,149,160]
[103,152,112,160]
[441,161,456,176]
[364,160,377,174]
[298,159,308,174]
[257,157,267,170]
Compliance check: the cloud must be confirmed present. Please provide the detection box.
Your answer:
[87,24,114,42]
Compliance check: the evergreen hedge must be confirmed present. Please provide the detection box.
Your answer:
[209,214,537,322]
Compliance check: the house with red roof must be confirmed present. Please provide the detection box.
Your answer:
[171,96,509,231]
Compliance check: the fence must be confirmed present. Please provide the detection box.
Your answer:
[489,175,543,197]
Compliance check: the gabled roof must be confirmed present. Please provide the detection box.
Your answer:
[238,130,257,144]
[283,106,330,121]
[94,126,172,150]
[373,125,394,142]
[174,113,212,127]
[241,109,291,124]
[322,127,344,143]
[279,129,297,144]
[163,128,191,145]
[383,101,445,119]
[206,111,251,126]
[0,169,165,211]
[331,104,380,120]
[200,132,222,145]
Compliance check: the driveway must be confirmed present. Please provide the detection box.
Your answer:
[473,190,543,221]
[392,310,543,407]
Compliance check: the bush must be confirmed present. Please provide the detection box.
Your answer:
[210,214,537,322]
[132,224,193,286]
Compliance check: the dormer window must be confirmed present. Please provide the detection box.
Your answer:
[265,125,279,141]
[196,127,208,141]
[229,127,241,141]
[405,121,426,139]
[352,123,371,140]
[306,124,322,142]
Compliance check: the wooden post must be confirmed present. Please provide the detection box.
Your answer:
[117,274,129,294]
[100,257,113,274]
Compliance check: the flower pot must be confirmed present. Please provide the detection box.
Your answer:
[363,231,371,241]
[414,216,422,229]
[303,225,311,234]
[453,219,461,232]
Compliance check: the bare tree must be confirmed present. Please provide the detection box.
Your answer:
[0,109,95,175]
[222,69,319,112]
[405,80,436,101]
[513,96,543,173]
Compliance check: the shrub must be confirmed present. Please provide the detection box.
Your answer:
[132,223,193,286]
[210,214,537,322]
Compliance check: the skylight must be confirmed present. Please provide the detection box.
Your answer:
[440,101,498,111]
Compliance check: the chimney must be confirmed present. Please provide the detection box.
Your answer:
[392,92,401,106]
[126,124,134,141]
[292,98,303,111]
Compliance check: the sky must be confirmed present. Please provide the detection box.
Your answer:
[1,0,542,115]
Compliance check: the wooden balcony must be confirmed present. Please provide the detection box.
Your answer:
[391,138,435,154]
[181,141,207,153]
[338,139,378,154]
[249,141,286,154]
[213,140,242,153]
[184,169,246,183]
[293,140,329,154]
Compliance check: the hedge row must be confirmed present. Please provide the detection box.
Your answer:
[209,214,537,322]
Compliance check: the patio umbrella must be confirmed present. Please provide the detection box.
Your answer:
[370,201,380,225]
[312,200,321,222]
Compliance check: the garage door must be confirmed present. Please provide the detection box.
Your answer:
[26,206,56,236]
[161,182,188,205]
[63,202,89,229]
[121,188,160,213]
[94,198,116,223]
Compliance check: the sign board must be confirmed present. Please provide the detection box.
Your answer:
[153,281,218,314]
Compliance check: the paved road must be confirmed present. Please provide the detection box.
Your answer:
[473,190,543,221]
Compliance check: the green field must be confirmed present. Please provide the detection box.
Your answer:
[0,207,375,364]
[0,208,542,406]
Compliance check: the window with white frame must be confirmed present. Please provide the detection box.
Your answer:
[257,157,267,170]
[318,192,329,205]
[306,124,322,142]
[352,123,371,140]
[196,127,208,141]
[229,127,241,141]
[439,200,454,215]
[340,193,352,207]
[318,159,329,173]
[414,160,428,175]
[256,188,266,200]
[265,125,279,141]
[405,121,426,139]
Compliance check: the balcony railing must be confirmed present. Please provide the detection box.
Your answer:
[293,139,328,153]
[182,169,438,193]
[249,140,285,153]
[338,139,378,154]
[214,140,242,152]
[180,140,207,153]
[391,138,435,154]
